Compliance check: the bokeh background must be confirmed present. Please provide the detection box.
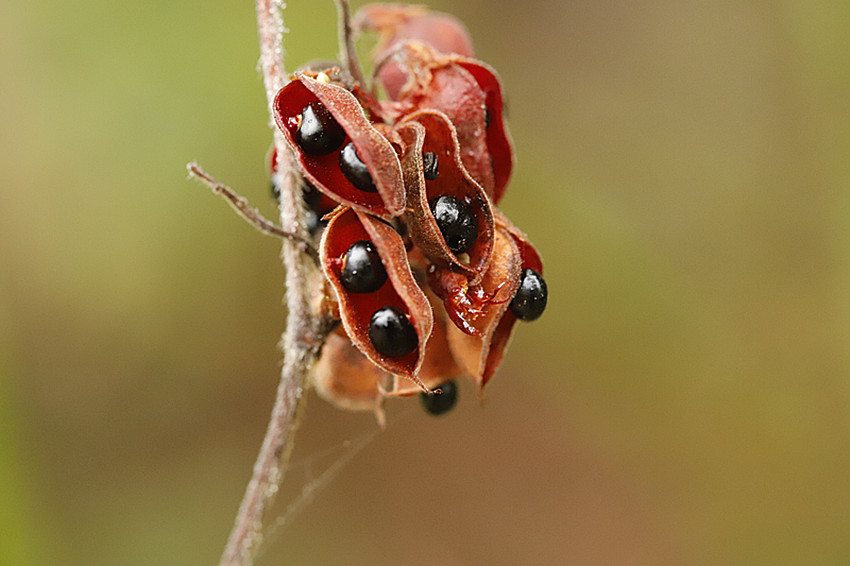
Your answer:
[2,1,849,564]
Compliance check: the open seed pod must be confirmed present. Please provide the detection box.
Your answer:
[354,3,475,101]
[320,206,434,384]
[273,72,405,218]
[312,329,390,427]
[379,43,496,196]
[445,227,523,391]
[394,109,494,286]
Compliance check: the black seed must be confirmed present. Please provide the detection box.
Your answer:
[429,195,478,255]
[302,182,322,211]
[423,152,439,180]
[296,102,346,155]
[339,142,378,192]
[420,381,458,415]
[369,306,418,358]
[484,108,491,129]
[510,268,547,321]
[302,183,325,234]
[340,240,387,293]
[270,180,280,202]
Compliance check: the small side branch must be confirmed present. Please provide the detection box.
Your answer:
[186,162,318,264]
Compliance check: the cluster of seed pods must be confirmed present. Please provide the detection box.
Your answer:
[272,4,547,423]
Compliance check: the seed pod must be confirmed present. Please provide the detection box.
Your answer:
[445,227,524,390]
[450,214,545,390]
[320,206,433,382]
[273,73,405,218]
[312,330,390,427]
[353,4,475,100]
[395,110,494,285]
[372,43,500,198]
[391,46,496,194]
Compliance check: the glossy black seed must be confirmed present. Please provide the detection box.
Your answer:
[423,152,439,180]
[429,195,478,255]
[296,102,346,155]
[369,306,418,358]
[340,240,387,293]
[510,268,547,321]
[339,142,377,192]
[270,180,280,202]
[420,381,458,415]
[484,108,491,129]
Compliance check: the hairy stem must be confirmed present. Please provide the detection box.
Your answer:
[218,2,333,565]
[186,162,319,263]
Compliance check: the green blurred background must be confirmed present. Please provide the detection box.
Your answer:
[2,1,849,564]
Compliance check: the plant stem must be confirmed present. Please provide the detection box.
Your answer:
[217,2,333,565]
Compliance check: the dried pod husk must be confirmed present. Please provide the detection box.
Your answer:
[354,4,475,100]
[446,227,524,391]
[312,330,390,427]
[394,110,494,285]
[320,206,434,382]
[273,73,405,218]
[495,211,544,277]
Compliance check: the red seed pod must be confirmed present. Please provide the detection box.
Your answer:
[320,206,433,383]
[445,227,524,390]
[483,216,545,388]
[353,3,475,101]
[394,109,494,285]
[372,43,510,202]
[384,44,495,194]
[312,329,391,426]
[273,73,405,218]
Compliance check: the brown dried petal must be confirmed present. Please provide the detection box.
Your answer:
[320,206,433,382]
[273,74,405,217]
[446,227,523,390]
[395,110,494,285]
[312,330,389,426]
